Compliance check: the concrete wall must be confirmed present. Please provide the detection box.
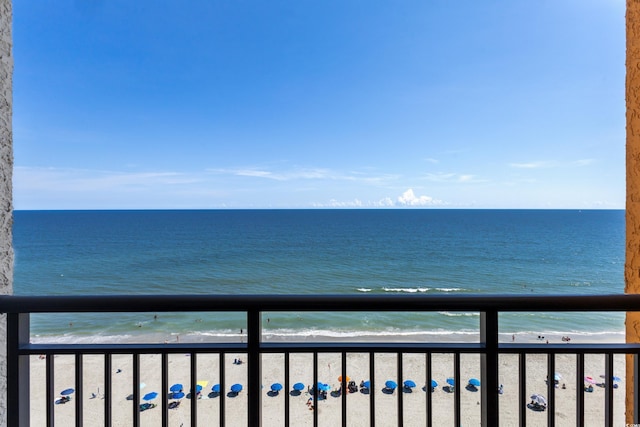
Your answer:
[627,0,640,422]
[0,0,12,425]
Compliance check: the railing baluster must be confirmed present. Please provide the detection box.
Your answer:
[47,353,54,427]
[605,352,614,427]
[397,352,403,427]
[369,352,375,427]
[190,352,198,426]
[313,351,318,427]
[161,352,168,427]
[341,351,347,426]
[133,353,140,427]
[219,352,225,427]
[480,309,499,426]
[247,310,262,427]
[75,353,83,427]
[519,353,526,427]
[547,353,555,427]
[284,352,290,427]
[576,353,584,427]
[425,352,432,427]
[454,352,460,427]
[104,353,112,427]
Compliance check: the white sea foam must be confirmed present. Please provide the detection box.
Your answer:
[438,311,480,317]
[382,287,431,293]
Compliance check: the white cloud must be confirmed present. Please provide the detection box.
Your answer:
[572,159,595,167]
[397,188,444,206]
[424,172,480,183]
[509,161,554,169]
[209,167,398,184]
[509,159,594,169]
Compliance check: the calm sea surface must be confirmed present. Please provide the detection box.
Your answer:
[13,209,625,343]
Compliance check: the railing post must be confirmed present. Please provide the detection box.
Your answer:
[7,313,29,427]
[247,309,262,427]
[480,309,499,426]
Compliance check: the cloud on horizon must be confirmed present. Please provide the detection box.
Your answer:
[314,189,445,208]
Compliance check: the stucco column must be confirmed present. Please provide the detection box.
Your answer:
[627,0,640,423]
[0,1,12,426]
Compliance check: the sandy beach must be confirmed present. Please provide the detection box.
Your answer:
[28,338,627,426]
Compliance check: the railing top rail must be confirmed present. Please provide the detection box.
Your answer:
[0,293,639,313]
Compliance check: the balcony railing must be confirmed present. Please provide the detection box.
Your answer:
[2,293,640,426]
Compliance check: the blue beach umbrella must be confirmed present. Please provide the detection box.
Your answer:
[469,378,481,387]
[446,378,455,386]
[172,392,185,399]
[211,384,220,393]
[404,380,416,388]
[385,380,397,390]
[431,379,438,388]
[362,380,371,388]
[170,384,183,393]
[60,388,74,396]
[320,383,331,392]
[231,384,243,393]
[271,383,283,392]
[195,384,203,393]
[142,392,158,401]
[293,382,305,391]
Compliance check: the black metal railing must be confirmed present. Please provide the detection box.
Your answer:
[2,293,640,426]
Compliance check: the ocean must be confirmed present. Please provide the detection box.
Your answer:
[12,209,625,344]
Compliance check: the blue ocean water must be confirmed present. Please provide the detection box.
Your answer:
[13,209,625,343]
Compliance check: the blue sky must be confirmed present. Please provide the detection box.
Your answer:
[13,1,625,209]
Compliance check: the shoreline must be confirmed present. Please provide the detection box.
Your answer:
[30,329,626,345]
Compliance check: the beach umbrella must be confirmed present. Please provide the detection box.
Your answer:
[468,378,481,387]
[362,380,370,388]
[271,383,283,392]
[197,380,208,390]
[584,376,596,384]
[431,379,438,388]
[385,380,397,390]
[170,384,183,393]
[404,380,416,388]
[172,392,185,399]
[530,394,547,406]
[60,388,74,396]
[211,384,220,393]
[338,375,351,382]
[320,383,331,392]
[599,374,621,382]
[231,384,243,393]
[293,382,305,391]
[446,378,455,386]
[195,384,203,393]
[142,392,158,401]
[553,373,562,382]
